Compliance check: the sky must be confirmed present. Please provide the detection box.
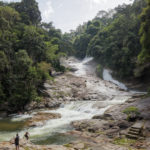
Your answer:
[3,0,133,33]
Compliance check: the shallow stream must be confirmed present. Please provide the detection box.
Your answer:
[0,57,139,145]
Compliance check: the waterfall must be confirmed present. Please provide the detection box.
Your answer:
[103,69,128,90]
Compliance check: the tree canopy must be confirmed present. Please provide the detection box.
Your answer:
[0,0,73,112]
[138,0,150,64]
[72,0,148,79]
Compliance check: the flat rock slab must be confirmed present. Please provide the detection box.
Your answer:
[0,141,74,150]
[132,122,144,129]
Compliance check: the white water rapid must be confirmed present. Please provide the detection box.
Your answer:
[103,69,128,90]
[0,57,137,144]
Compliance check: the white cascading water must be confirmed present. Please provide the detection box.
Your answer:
[0,57,135,143]
[69,57,94,76]
[103,68,147,94]
[0,101,111,141]
[103,69,128,90]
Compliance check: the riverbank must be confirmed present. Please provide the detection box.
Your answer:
[1,95,149,150]
[0,71,87,117]
[0,140,72,150]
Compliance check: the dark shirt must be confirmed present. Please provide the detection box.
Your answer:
[15,136,19,145]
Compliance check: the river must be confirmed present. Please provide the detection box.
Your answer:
[0,57,139,145]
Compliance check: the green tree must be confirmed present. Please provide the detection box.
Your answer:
[8,50,38,110]
[138,0,150,64]
[0,51,8,73]
[20,0,41,25]
[74,34,90,58]
[22,26,46,62]
[37,62,52,81]
[0,6,20,30]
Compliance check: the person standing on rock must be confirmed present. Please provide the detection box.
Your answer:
[14,133,19,150]
[24,132,29,140]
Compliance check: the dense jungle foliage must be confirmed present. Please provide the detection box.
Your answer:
[72,0,150,81]
[0,0,150,111]
[0,0,74,112]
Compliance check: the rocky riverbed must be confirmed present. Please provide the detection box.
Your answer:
[1,96,150,150]
[70,95,150,150]
[0,57,149,150]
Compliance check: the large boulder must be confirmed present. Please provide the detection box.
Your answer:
[68,67,78,72]
[71,119,108,133]
[24,101,38,111]
[45,99,61,108]
[25,112,61,127]
[116,120,131,129]
[105,126,120,138]
[92,113,114,120]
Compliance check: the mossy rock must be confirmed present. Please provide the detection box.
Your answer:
[123,107,140,122]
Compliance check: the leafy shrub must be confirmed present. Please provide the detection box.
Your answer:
[123,106,140,122]
[96,64,103,78]
[37,61,52,80]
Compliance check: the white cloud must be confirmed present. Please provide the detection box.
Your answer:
[40,1,54,22]
[2,0,133,32]
[2,0,20,2]
[92,0,101,4]
[85,0,106,5]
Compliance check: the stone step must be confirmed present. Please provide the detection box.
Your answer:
[129,128,140,133]
[128,131,139,136]
[131,126,141,130]
[132,122,143,129]
[126,134,138,139]
[130,127,140,132]
[126,122,145,140]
